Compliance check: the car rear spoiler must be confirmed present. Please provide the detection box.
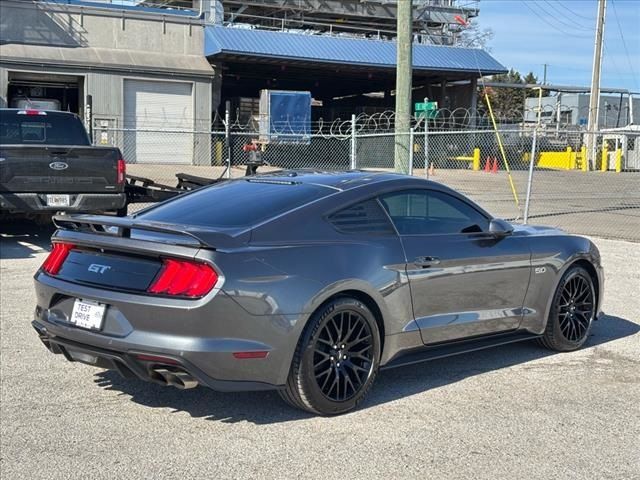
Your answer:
[52,214,249,249]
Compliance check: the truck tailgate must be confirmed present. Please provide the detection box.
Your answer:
[0,145,122,193]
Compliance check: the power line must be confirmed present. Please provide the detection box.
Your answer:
[538,0,594,31]
[554,0,596,21]
[610,0,639,91]
[520,1,592,39]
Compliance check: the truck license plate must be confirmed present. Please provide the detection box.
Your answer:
[70,299,106,330]
[46,194,70,207]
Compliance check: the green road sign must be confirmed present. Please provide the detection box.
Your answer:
[414,101,438,112]
[415,101,438,119]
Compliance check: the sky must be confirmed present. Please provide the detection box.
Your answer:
[475,0,640,92]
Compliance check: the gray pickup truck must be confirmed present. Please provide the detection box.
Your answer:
[0,108,127,221]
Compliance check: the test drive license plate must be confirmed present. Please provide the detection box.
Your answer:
[46,194,70,207]
[70,299,106,330]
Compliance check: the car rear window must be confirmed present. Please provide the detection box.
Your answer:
[0,111,90,146]
[136,179,332,228]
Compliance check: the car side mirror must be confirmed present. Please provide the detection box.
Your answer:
[488,218,514,237]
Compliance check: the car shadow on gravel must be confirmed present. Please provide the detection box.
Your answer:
[94,314,638,424]
[0,220,54,259]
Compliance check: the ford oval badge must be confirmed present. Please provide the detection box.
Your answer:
[49,161,68,171]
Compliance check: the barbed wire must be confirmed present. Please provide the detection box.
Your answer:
[96,104,636,137]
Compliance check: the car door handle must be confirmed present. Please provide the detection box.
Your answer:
[414,256,441,267]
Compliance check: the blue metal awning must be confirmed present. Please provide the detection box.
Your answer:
[205,27,506,75]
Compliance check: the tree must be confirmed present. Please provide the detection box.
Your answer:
[457,22,494,50]
[481,69,546,120]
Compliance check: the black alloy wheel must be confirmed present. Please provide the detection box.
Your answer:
[540,266,596,351]
[313,310,374,402]
[280,297,381,415]
[556,273,595,342]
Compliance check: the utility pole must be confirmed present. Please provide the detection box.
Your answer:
[542,63,548,84]
[394,0,413,174]
[586,0,607,170]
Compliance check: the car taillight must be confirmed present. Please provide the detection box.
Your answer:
[117,158,126,184]
[148,259,218,298]
[41,242,75,275]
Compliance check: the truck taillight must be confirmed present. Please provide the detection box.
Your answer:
[42,243,75,275]
[117,159,126,184]
[148,259,219,298]
[17,109,47,116]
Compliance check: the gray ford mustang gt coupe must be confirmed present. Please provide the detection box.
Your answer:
[33,170,604,415]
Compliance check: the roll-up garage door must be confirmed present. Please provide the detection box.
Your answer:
[123,80,193,164]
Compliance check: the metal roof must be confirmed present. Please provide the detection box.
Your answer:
[205,27,507,75]
[0,44,214,77]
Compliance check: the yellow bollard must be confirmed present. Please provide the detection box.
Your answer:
[472,148,481,171]
[601,147,608,171]
[568,147,575,170]
[580,145,588,172]
[615,148,623,173]
[215,141,223,165]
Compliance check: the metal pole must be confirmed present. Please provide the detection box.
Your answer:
[224,100,231,179]
[394,0,413,174]
[586,0,607,170]
[555,93,562,137]
[409,128,414,176]
[524,88,543,224]
[350,114,357,170]
[85,94,93,140]
[424,110,430,179]
[524,128,538,224]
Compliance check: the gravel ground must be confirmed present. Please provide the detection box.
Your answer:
[1,222,638,480]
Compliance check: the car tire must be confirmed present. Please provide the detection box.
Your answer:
[279,297,381,415]
[539,265,596,352]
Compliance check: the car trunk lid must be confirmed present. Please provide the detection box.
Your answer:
[42,214,246,295]
[56,248,163,292]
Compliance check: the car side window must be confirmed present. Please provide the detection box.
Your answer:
[327,199,395,235]
[379,190,489,235]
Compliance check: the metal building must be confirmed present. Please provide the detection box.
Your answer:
[144,1,504,125]
[1,0,506,165]
[205,25,505,123]
[148,0,480,45]
[524,92,639,128]
[0,0,214,164]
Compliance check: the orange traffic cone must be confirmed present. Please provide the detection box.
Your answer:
[484,157,491,173]
[428,162,435,176]
[491,156,499,174]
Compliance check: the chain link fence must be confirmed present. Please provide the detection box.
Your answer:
[93,118,640,242]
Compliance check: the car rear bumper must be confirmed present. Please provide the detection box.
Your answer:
[33,270,302,391]
[32,320,282,392]
[0,192,126,213]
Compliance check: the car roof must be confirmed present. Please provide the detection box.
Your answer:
[251,169,440,192]
[246,169,492,220]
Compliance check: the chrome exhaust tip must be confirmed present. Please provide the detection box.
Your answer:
[151,368,198,389]
[149,368,170,385]
[170,371,198,390]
